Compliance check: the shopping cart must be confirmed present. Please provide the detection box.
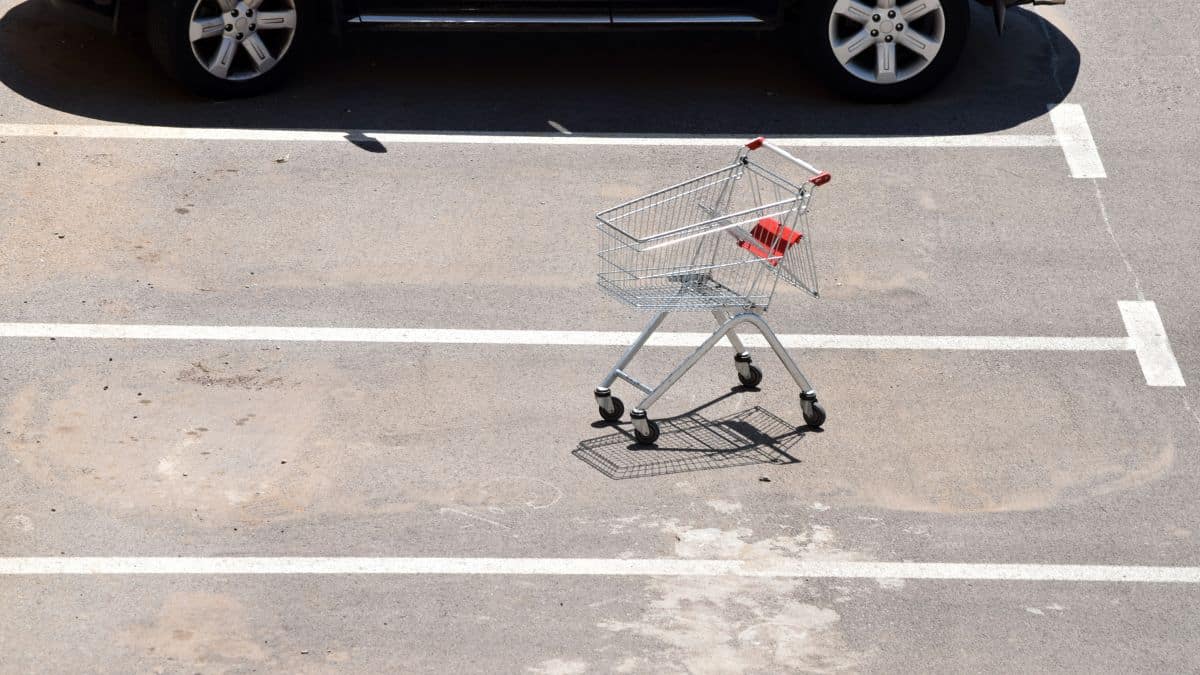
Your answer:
[592,137,831,445]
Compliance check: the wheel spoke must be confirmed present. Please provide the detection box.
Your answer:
[241,33,277,72]
[897,28,940,61]
[215,0,237,11]
[207,36,238,78]
[831,0,875,24]
[876,0,896,8]
[244,0,265,8]
[254,9,297,30]
[189,16,226,42]
[899,0,939,22]
[833,28,875,65]
[875,40,897,83]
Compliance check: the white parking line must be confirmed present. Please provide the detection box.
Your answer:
[1048,103,1107,178]
[0,122,1058,148]
[0,322,1132,351]
[0,301,1182,386]
[0,103,1106,180]
[1120,301,1186,387]
[2,557,1198,583]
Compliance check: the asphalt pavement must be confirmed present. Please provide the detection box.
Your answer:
[1,1,1199,672]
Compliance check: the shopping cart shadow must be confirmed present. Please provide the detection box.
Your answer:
[575,402,808,480]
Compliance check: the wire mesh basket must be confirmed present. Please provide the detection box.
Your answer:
[596,143,824,311]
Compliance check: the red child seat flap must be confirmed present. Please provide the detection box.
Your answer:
[738,217,803,266]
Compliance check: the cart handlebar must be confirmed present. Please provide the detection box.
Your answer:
[745,137,831,186]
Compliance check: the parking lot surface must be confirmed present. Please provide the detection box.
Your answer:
[2,1,1199,672]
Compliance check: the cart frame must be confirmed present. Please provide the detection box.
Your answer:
[591,138,831,444]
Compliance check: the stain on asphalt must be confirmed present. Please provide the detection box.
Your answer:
[2,353,343,526]
[120,592,270,668]
[2,353,566,529]
[598,521,869,673]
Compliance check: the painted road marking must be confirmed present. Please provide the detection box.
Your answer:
[1120,301,1186,387]
[1049,103,1107,178]
[0,123,1059,148]
[0,301,1180,386]
[2,557,1199,583]
[0,322,1132,351]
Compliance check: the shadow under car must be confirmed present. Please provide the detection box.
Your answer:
[0,1,1077,137]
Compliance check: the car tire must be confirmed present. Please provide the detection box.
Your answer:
[805,0,970,102]
[147,0,313,98]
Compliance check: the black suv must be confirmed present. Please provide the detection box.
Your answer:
[50,0,1062,100]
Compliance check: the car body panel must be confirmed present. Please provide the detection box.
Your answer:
[54,0,789,33]
[47,0,1065,47]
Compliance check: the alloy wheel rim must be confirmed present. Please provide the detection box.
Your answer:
[189,0,298,81]
[827,0,946,85]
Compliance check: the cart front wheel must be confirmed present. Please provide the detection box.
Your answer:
[738,364,764,388]
[802,401,827,429]
[599,397,625,423]
[634,420,661,445]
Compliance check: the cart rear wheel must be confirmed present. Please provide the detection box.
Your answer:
[634,420,661,445]
[738,364,764,388]
[802,401,827,429]
[599,397,625,423]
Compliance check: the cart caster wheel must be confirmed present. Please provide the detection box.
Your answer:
[634,420,661,445]
[802,401,827,429]
[598,397,625,423]
[738,364,763,388]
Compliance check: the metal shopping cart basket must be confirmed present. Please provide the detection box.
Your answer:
[592,137,831,445]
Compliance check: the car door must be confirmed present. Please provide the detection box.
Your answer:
[608,0,778,25]
[349,0,613,25]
